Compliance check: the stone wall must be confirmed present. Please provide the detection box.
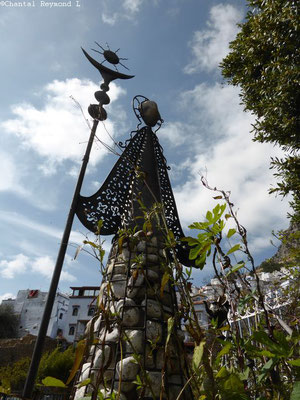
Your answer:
[0,334,57,367]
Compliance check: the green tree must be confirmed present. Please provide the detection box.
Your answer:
[221,0,300,221]
[0,357,30,392]
[0,304,18,338]
[0,346,75,393]
[37,346,75,384]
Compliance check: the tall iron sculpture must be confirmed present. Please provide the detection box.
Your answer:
[23,42,195,399]
[71,47,194,399]
[22,44,135,399]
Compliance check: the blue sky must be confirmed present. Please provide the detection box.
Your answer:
[0,0,290,301]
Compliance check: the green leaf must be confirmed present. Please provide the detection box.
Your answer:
[167,229,175,242]
[77,378,91,388]
[288,359,300,367]
[252,330,290,357]
[213,196,223,200]
[291,382,300,400]
[258,359,276,383]
[133,374,143,389]
[216,366,228,379]
[193,341,205,370]
[188,222,209,230]
[181,237,200,246]
[239,367,250,381]
[83,240,99,249]
[42,377,67,388]
[223,374,244,392]
[160,271,170,298]
[185,266,192,278]
[206,210,213,222]
[217,343,232,358]
[273,330,291,356]
[226,244,240,255]
[194,253,207,269]
[226,262,245,277]
[99,248,105,262]
[66,339,86,385]
[259,350,276,358]
[97,219,103,231]
[97,392,105,400]
[165,317,174,350]
[227,228,236,238]
[219,325,230,331]
[189,244,202,260]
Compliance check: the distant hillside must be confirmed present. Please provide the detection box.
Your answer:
[259,221,300,272]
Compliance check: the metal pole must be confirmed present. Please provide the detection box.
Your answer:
[22,119,99,399]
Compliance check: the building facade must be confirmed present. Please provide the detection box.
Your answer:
[64,286,99,343]
[3,289,69,339]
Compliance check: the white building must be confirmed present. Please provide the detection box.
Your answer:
[2,289,69,339]
[192,268,297,336]
[64,286,99,343]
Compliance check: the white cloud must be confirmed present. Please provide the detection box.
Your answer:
[0,254,29,279]
[101,13,118,25]
[0,210,86,246]
[0,293,15,303]
[101,0,158,25]
[184,4,243,73]
[0,152,18,192]
[160,122,191,147]
[168,82,290,256]
[0,151,28,196]
[2,78,126,175]
[123,0,143,13]
[175,3,290,260]
[31,255,76,282]
[0,252,76,282]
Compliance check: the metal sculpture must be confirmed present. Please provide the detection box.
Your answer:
[76,96,193,267]
[70,47,195,397]
[22,45,134,399]
[24,42,194,400]
[72,97,194,400]
[91,42,129,71]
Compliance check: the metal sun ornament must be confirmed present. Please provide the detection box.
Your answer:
[92,41,129,71]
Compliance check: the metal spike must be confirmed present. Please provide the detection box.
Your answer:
[119,61,129,71]
[95,41,105,51]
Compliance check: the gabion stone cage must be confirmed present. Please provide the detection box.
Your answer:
[72,232,192,400]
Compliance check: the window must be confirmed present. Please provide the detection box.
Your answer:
[85,290,95,296]
[88,306,95,316]
[72,307,79,316]
[59,313,63,319]
[69,326,75,336]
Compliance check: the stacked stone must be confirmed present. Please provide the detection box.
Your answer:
[73,232,191,400]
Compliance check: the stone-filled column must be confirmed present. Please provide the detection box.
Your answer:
[73,231,192,400]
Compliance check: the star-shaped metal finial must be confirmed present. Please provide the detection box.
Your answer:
[91,42,129,72]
